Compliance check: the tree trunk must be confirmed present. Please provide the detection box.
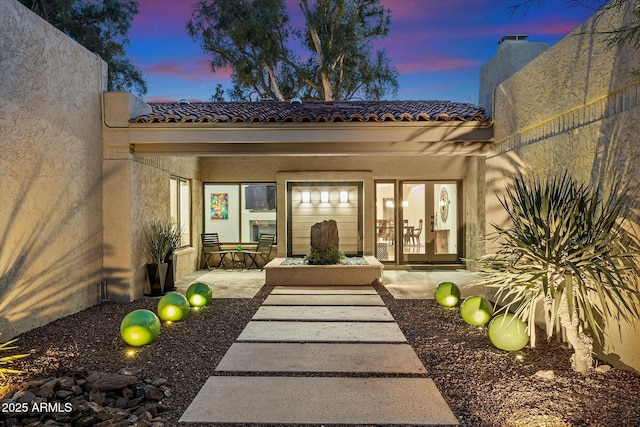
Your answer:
[558,293,593,372]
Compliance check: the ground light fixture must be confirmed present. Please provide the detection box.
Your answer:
[488,314,530,351]
[120,309,161,347]
[434,281,460,307]
[157,293,190,321]
[460,296,493,326]
[186,282,213,307]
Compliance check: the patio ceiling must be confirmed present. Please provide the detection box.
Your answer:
[123,100,494,157]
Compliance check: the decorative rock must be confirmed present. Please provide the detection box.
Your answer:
[595,364,612,373]
[85,372,138,392]
[310,219,339,252]
[535,369,555,380]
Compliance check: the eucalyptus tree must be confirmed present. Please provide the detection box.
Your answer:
[474,173,640,372]
[187,0,398,101]
[19,0,147,95]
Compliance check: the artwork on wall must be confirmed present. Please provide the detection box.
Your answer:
[211,193,229,220]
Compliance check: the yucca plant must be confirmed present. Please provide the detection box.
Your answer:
[474,173,640,372]
[0,337,28,379]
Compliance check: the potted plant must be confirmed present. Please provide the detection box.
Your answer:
[473,173,640,372]
[144,219,175,296]
[164,223,182,292]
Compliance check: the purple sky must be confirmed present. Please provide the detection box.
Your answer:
[127,0,600,104]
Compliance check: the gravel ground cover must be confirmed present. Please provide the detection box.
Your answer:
[2,283,640,426]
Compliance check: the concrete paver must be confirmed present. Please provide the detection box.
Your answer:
[271,285,376,294]
[215,342,427,373]
[180,376,458,425]
[237,321,406,342]
[252,305,394,321]
[262,293,384,306]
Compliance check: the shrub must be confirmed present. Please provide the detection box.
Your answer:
[304,246,345,265]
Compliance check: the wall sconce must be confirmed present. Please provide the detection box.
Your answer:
[339,191,349,203]
[301,191,311,203]
[401,201,409,207]
[385,200,394,208]
[320,191,330,203]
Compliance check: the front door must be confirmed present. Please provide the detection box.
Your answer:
[401,181,460,264]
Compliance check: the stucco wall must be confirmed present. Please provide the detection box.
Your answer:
[489,1,640,371]
[0,1,105,338]
[103,92,202,301]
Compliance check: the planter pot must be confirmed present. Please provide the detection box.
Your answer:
[146,262,168,296]
[164,252,178,292]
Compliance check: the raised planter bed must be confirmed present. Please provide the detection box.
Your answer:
[264,256,383,286]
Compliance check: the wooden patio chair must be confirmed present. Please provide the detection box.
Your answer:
[243,234,275,270]
[201,233,229,270]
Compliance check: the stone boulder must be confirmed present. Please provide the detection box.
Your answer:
[310,220,339,252]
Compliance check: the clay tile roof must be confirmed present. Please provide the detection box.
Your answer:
[131,100,489,124]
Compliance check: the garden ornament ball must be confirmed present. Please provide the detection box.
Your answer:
[488,314,529,351]
[434,282,460,307]
[186,282,213,307]
[157,293,190,321]
[120,309,161,347]
[460,296,494,326]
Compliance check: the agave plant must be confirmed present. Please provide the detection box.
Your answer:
[0,337,28,379]
[474,173,640,372]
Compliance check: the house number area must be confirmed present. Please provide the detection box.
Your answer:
[2,401,73,414]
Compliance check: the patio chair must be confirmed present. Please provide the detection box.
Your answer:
[201,233,229,270]
[243,234,275,270]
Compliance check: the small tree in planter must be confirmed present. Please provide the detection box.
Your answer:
[474,173,640,372]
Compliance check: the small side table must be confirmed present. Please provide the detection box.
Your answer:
[225,250,246,270]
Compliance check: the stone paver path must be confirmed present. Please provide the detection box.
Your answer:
[180,285,458,425]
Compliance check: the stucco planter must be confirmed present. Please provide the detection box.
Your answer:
[264,256,383,286]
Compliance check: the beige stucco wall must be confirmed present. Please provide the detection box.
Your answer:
[103,93,202,301]
[489,1,640,371]
[0,1,105,338]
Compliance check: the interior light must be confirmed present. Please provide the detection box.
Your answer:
[339,191,349,203]
[402,201,409,207]
[301,191,311,203]
[385,200,394,208]
[320,191,329,203]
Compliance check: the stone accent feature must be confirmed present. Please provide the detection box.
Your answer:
[310,219,339,252]
[0,371,171,426]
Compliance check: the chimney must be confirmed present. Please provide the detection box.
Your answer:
[478,35,549,117]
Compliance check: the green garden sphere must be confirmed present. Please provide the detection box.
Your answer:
[488,314,529,351]
[434,282,461,307]
[157,293,190,321]
[460,296,494,326]
[186,282,213,307]
[120,309,161,347]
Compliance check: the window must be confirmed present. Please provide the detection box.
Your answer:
[204,183,276,243]
[170,176,191,247]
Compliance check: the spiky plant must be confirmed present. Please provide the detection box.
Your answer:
[143,220,181,264]
[474,173,640,372]
[0,337,27,379]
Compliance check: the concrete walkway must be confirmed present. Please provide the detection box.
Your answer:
[180,285,459,425]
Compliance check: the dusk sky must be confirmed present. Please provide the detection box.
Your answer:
[126,0,602,104]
